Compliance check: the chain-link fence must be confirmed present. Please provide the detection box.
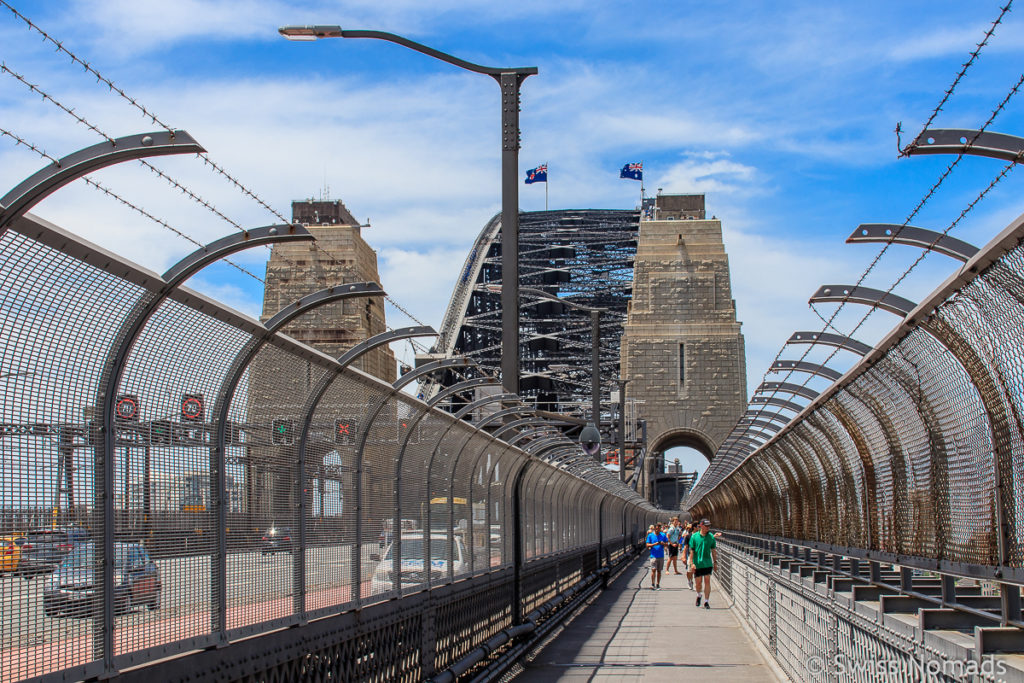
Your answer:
[0,207,659,683]
[690,212,1024,589]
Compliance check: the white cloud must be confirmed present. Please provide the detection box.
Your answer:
[656,154,759,197]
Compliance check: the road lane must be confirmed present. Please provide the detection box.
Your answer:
[0,544,384,682]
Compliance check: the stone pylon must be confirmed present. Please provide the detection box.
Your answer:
[245,198,395,523]
[620,194,746,501]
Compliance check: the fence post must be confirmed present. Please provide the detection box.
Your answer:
[512,462,530,625]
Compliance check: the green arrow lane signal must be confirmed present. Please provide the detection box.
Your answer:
[272,418,294,445]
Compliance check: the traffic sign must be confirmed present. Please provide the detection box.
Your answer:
[181,394,204,422]
[115,394,140,422]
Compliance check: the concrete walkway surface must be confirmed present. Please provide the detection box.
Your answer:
[515,558,783,682]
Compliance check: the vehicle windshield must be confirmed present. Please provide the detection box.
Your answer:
[384,539,457,562]
[59,544,129,569]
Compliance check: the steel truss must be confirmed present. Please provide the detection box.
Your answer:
[430,209,638,420]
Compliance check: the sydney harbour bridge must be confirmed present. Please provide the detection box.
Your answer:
[1,5,1024,683]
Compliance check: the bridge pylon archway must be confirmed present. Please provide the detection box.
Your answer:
[620,194,747,504]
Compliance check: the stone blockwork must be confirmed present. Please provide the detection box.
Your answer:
[261,200,394,383]
[620,194,746,499]
[244,198,395,522]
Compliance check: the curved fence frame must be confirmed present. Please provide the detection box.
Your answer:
[0,140,659,683]
[690,208,1024,626]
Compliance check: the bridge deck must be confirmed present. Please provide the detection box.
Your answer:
[517,559,783,681]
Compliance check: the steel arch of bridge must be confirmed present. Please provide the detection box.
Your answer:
[427,209,639,419]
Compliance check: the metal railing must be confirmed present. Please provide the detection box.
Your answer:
[0,136,659,683]
[689,206,1024,605]
[716,533,1024,681]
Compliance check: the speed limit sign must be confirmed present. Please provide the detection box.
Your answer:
[181,394,205,422]
[115,394,139,421]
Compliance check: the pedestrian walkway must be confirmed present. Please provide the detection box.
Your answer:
[516,559,782,681]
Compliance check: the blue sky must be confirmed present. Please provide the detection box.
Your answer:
[3,1,1024,476]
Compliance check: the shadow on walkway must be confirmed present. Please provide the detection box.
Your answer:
[515,558,782,682]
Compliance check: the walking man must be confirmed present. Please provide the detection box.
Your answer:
[665,518,683,574]
[689,518,717,608]
[682,522,695,589]
[646,523,667,590]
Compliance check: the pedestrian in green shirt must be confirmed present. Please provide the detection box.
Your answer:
[688,518,717,609]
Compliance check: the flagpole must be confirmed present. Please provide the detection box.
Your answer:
[640,160,645,208]
[545,161,549,211]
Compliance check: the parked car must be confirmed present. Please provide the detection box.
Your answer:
[259,526,294,554]
[0,535,25,572]
[370,532,468,592]
[18,527,88,576]
[42,542,161,617]
[378,519,419,547]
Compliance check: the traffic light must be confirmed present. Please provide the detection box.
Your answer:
[272,419,294,446]
[151,420,173,446]
[335,420,355,445]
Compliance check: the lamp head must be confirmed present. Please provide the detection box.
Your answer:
[579,422,601,457]
[279,25,344,41]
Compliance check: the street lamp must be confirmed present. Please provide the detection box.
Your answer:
[579,422,601,460]
[279,25,537,395]
[674,457,680,510]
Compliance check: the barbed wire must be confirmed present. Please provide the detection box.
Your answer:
[0,0,292,229]
[1,50,435,339]
[0,126,58,164]
[699,69,1024,498]
[899,1,1013,156]
[0,126,266,283]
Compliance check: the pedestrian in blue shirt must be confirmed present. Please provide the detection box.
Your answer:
[646,523,668,590]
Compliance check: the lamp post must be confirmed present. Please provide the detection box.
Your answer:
[279,25,537,395]
[616,379,628,482]
[674,458,680,510]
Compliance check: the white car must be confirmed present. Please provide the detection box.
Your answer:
[371,533,468,593]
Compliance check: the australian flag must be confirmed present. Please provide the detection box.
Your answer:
[620,162,643,181]
[525,164,548,184]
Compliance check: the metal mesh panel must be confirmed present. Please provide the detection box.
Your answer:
[936,268,1024,567]
[835,389,898,551]
[807,410,867,547]
[225,344,308,633]
[112,296,251,656]
[0,230,136,681]
[303,371,363,614]
[490,445,518,569]
[360,378,399,602]
[0,212,660,682]
[394,406,447,597]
